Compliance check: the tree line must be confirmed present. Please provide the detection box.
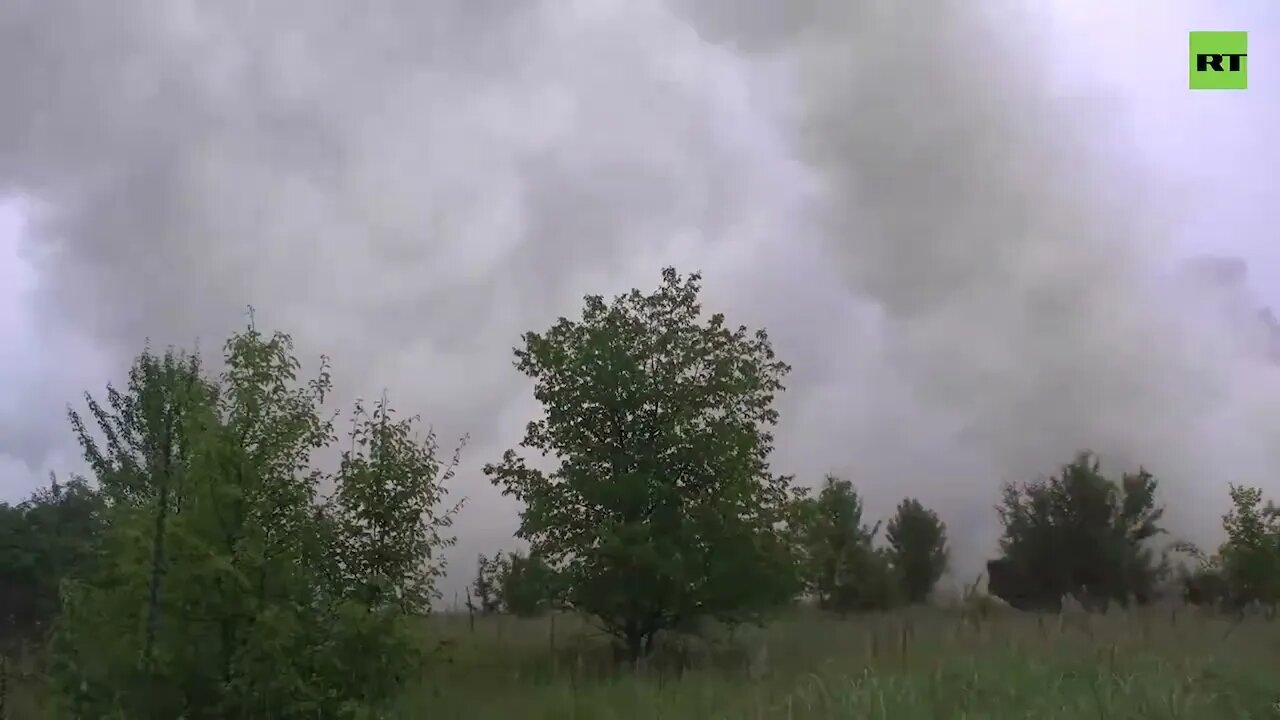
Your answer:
[2,268,1278,718]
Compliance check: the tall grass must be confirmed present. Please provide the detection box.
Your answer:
[403,606,1280,719]
[11,606,1278,718]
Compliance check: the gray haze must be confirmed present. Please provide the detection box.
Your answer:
[2,1,1279,597]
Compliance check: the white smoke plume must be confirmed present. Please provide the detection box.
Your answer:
[2,0,1278,594]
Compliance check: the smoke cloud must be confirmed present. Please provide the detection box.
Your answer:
[2,0,1278,593]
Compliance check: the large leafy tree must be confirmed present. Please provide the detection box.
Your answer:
[989,452,1166,611]
[486,268,799,659]
[885,497,949,604]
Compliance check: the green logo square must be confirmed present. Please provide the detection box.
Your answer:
[1190,31,1248,90]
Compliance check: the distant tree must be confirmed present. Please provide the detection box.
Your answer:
[1169,487,1280,612]
[782,485,817,595]
[886,498,949,604]
[0,475,104,656]
[1216,484,1280,608]
[471,551,556,617]
[792,476,900,613]
[989,452,1166,611]
[1176,556,1231,609]
[0,501,28,650]
[472,553,507,614]
[486,268,800,661]
[499,551,558,618]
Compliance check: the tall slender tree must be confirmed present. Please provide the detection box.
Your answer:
[886,498,949,604]
[792,476,898,612]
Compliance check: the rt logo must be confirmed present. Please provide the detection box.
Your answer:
[1190,31,1247,90]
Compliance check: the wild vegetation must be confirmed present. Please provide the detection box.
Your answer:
[2,268,1278,718]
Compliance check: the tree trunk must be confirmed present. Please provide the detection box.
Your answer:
[141,479,169,662]
[624,624,645,665]
[141,416,175,674]
[1,651,8,720]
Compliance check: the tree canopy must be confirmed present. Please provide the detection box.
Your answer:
[485,267,800,658]
[790,475,900,613]
[886,497,949,604]
[989,452,1166,611]
[46,325,463,719]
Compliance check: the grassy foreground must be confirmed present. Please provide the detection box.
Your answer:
[403,607,1279,720]
[9,606,1278,718]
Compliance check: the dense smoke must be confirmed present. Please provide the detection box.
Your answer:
[669,0,1280,575]
[1,0,1278,594]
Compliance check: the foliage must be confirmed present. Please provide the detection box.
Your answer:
[47,325,460,719]
[990,452,1167,611]
[1177,559,1231,608]
[0,475,105,656]
[885,498,949,604]
[500,551,559,618]
[485,267,800,659]
[11,268,1280,714]
[1168,486,1280,612]
[473,550,559,618]
[1217,484,1280,607]
[791,476,900,613]
[472,553,507,615]
[329,396,464,614]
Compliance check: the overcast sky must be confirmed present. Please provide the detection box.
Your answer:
[2,1,1279,596]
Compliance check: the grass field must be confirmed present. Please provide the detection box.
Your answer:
[403,607,1280,719]
[8,606,1278,718]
